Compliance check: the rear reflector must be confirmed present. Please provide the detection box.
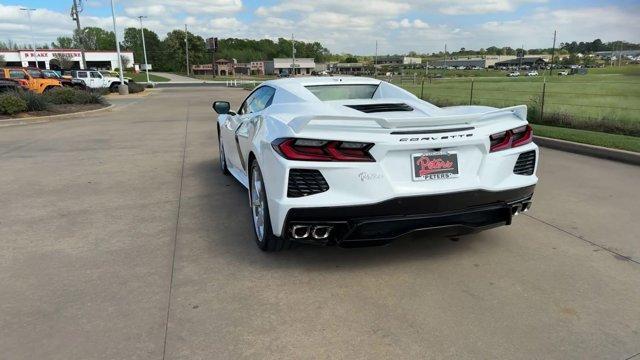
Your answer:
[273,138,375,162]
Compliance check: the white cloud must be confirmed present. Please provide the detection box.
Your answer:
[0,1,638,56]
[388,18,430,29]
[425,0,548,15]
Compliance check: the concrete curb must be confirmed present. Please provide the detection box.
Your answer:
[534,135,640,166]
[0,104,115,126]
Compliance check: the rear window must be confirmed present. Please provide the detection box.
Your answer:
[306,84,378,101]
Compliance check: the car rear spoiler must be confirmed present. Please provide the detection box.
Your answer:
[288,105,527,133]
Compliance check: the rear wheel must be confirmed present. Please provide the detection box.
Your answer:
[249,160,291,251]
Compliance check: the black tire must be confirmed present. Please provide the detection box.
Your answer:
[249,160,292,252]
[217,129,230,175]
[109,83,119,92]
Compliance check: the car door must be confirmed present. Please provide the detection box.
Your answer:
[90,71,104,88]
[76,71,90,88]
[235,86,276,171]
[221,86,275,173]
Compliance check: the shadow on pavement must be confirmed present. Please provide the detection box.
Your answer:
[191,158,493,271]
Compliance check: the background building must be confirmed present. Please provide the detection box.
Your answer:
[330,62,365,75]
[265,58,315,75]
[430,58,486,68]
[0,49,134,70]
[375,55,423,66]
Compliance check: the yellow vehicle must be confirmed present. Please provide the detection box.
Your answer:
[0,68,63,93]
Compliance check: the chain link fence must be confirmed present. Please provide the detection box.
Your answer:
[379,75,640,137]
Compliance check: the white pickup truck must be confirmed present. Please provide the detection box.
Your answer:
[70,70,128,92]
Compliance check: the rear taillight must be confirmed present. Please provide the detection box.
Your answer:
[272,138,375,162]
[489,125,533,152]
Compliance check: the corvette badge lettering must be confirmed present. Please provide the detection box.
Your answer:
[399,133,473,142]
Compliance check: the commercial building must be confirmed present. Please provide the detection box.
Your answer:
[265,58,315,75]
[330,63,366,75]
[494,57,548,69]
[0,49,134,70]
[375,55,423,66]
[430,58,485,68]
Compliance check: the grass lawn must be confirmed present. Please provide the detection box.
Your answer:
[396,67,640,137]
[124,72,170,82]
[533,124,640,153]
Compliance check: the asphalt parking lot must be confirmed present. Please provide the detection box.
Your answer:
[1,88,639,360]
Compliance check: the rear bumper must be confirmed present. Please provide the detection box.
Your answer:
[284,185,535,246]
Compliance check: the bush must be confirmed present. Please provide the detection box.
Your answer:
[44,87,104,105]
[15,90,49,111]
[0,93,28,115]
[127,82,145,94]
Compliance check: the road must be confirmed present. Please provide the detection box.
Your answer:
[1,88,638,360]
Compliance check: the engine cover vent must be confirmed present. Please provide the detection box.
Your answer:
[288,169,330,198]
[346,103,413,113]
[513,150,536,175]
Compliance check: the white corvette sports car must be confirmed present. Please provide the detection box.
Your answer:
[213,77,538,251]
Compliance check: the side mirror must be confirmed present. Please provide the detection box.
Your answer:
[212,101,231,114]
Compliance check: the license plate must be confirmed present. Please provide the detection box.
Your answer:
[411,151,459,181]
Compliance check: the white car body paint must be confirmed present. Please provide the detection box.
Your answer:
[216,77,538,239]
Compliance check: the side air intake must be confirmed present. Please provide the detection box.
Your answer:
[513,150,536,175]
[288,169,330,198]
[345,103,413,113]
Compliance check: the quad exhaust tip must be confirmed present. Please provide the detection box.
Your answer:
[290,225,333,240]
[291,225,311,239]
[511,201,532,217]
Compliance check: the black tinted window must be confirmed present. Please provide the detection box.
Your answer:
[247,86,275,113]
[240,86,275,114]
[306,84,378,101]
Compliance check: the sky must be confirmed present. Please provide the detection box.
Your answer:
[1,0,639,54]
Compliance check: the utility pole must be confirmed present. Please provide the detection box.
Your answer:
[20,8,39,69]
[185,24,190,76]
[618,42,623,67]
[549,30,556,76]
[71,0,87,69]
[138,16,149,83]
[374,40,378,77]
[519,44,524,69]
[444,43,447,76]
[291,33,296,76]
[110,0,128,94]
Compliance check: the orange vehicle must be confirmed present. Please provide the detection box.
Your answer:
[0,67,62,93]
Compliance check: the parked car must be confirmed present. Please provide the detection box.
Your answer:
[0,67,62,93]
[507,71,520,77]
[558,70,569,76]
[70,70,128,91]
[30,68,86,90]
[212,77,538,251]
[99,70,132,82]
[527,71,539,76]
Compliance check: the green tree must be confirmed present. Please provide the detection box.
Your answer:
[74,27,116,50]
[122,27,162,68]
[0,55,6,67]
[160,30,207,72]
[52,36,74,49]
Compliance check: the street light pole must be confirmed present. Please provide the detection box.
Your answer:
[20,8,39,69]
[291,33,296,77]
[185,24,190,76]
[110,0,128,94]
[138,15,150,84]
